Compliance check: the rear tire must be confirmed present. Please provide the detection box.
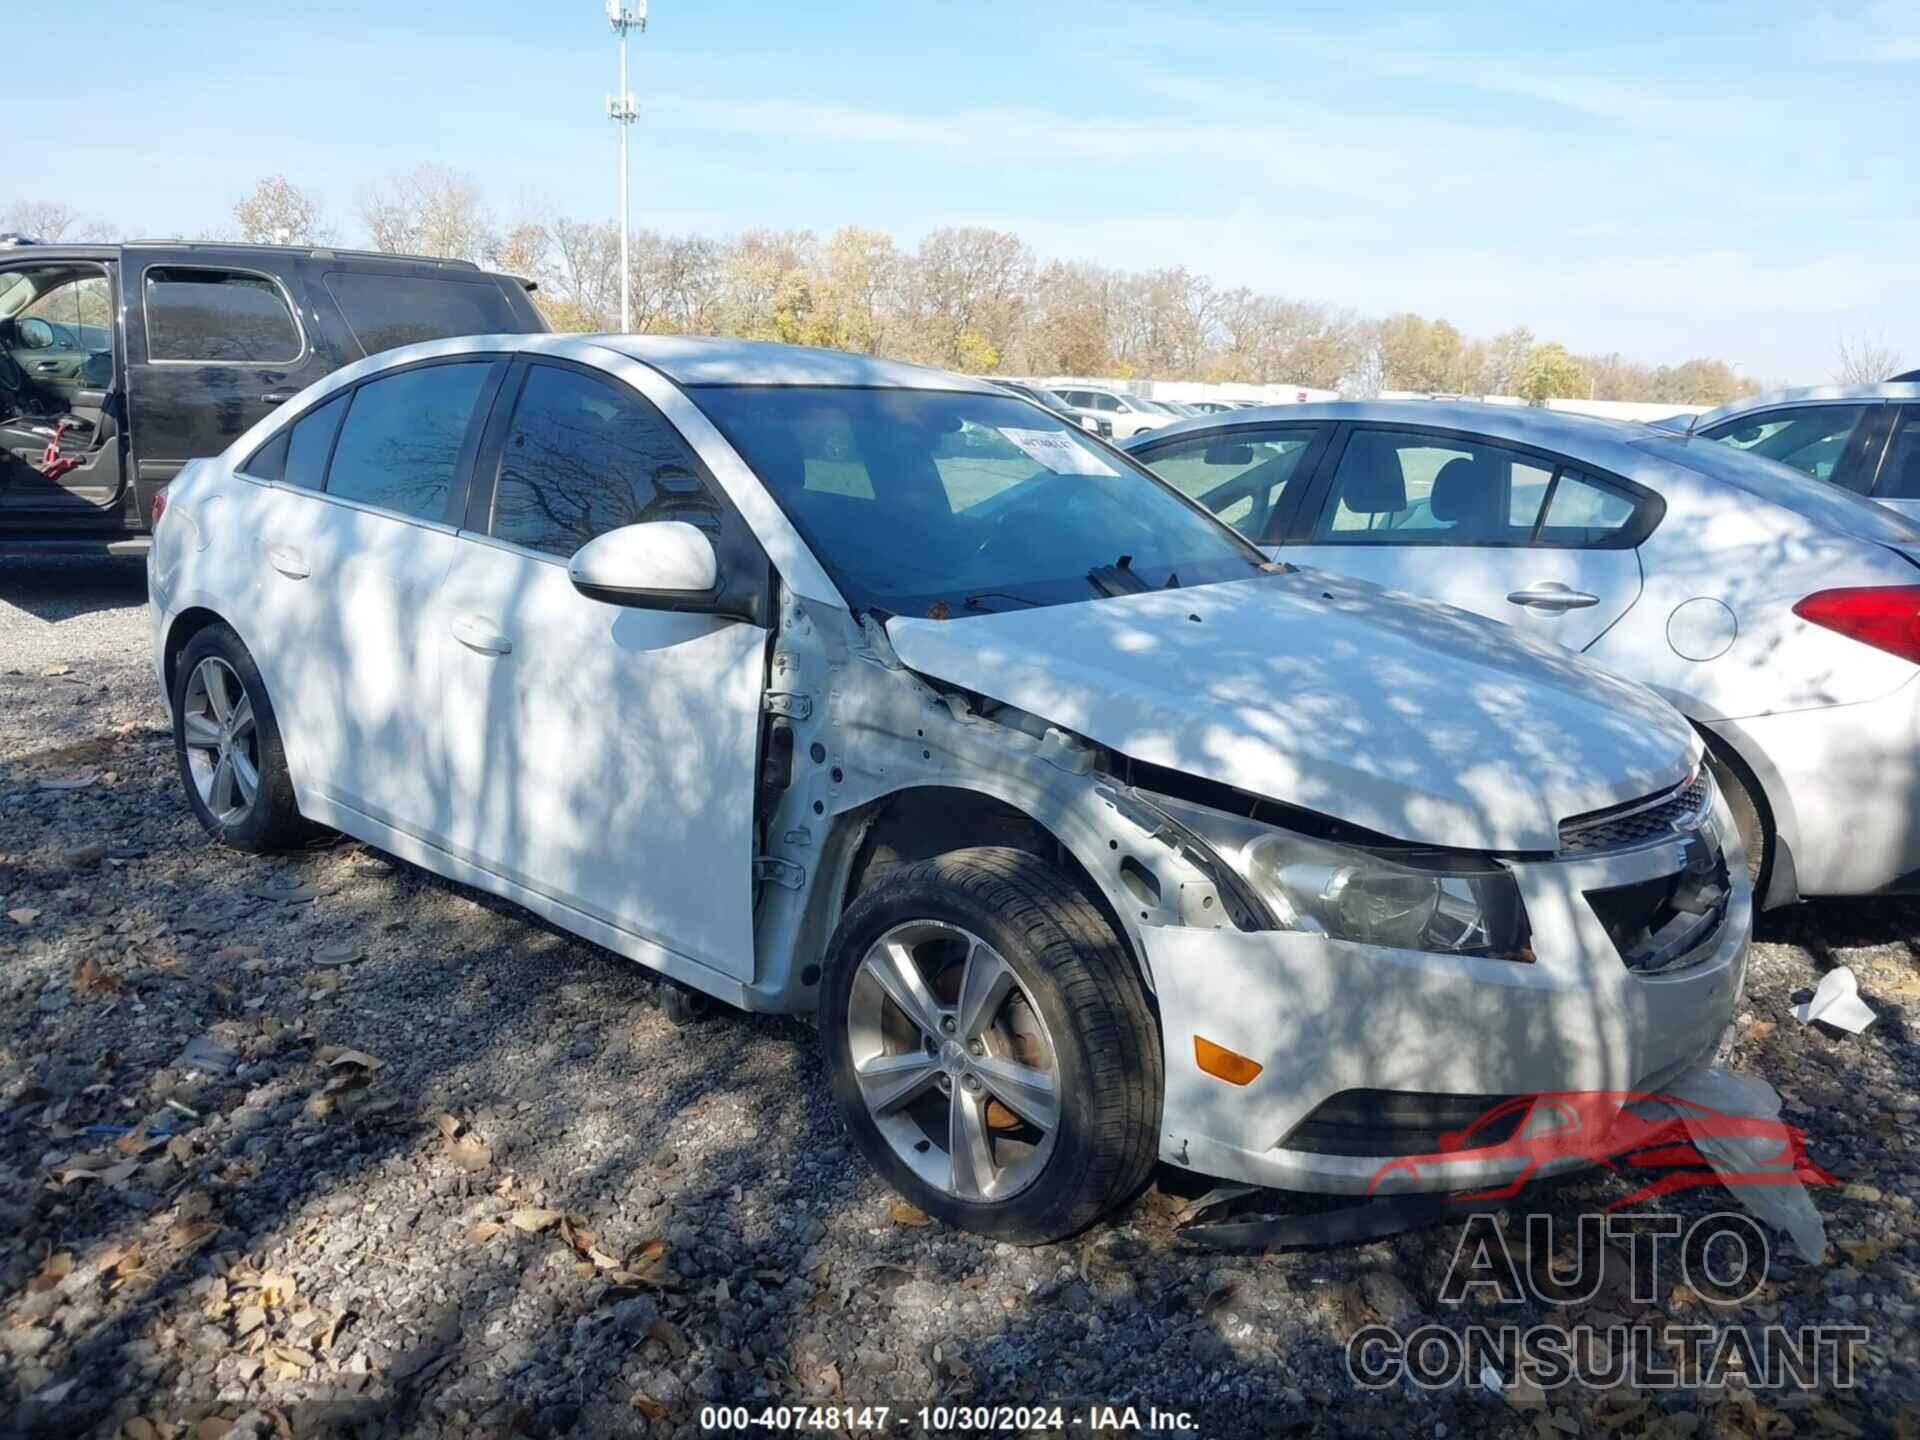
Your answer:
[171,622,311,852]
[821,846,1161,1243]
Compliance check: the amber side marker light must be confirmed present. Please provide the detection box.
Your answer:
[1194,1036,1263,1086]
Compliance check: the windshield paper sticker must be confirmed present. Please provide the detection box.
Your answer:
[998,427,1119,477]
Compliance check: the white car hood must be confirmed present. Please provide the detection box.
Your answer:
[886,570,1697,852]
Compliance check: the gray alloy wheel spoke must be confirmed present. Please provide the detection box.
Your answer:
[947,1090,996,1201]
[204,662,233,724]
[870,939,948,1042]
[229,747,260,805]
[211,754,239,816]
[855,1051,942,1115]
[227,691,256,745]
[182,712,224,750]
[972,1054,1060,1132]
[955,942,1017,1042]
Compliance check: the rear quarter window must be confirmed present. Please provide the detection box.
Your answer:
[323,272,523,357]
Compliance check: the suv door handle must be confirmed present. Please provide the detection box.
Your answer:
[1506,582,1600,613]
[266,545,310,580]
[451,614,513,656]
[261,390,298,406]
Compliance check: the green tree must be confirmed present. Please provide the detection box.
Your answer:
[1515,343,1588,405]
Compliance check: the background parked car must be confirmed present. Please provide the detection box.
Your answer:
[0,240,546,556]
[1048,386,1171,439]
[1658,383,1920,519]
[991,379,1112,437]
[1127,401,1920,908]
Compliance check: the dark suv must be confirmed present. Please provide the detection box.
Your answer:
[0,239,547,555]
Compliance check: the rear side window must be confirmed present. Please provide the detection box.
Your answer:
[238,392,346,488]
[1313,429,1647,548]
[324,272,520,357]
[1138,427,1319,538]
[487,363,720,558]
[1875,410,1920,500]
[325,363,491,520]
[1702,405,1868,482]
[145,267,301,363]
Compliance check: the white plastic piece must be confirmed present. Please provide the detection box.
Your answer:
[1791,966,1877,1034]
[1655,1066,1828,1264]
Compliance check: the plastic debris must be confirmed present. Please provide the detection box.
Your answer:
[1652,1065,1829,1263]
[1791,967,1877,1034]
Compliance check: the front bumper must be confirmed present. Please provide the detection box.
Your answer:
[1144,793,1752,1194]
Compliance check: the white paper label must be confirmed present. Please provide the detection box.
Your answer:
[998,427,1119,477]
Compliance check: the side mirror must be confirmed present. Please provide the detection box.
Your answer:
[568,521,722,611]
[1204,442,1254,465]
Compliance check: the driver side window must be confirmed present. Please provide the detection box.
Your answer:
[1,266,116,411]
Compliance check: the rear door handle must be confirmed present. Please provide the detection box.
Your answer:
[1506,582,1600,613]
[451,614,513,656]
[266,544,310,580]
[261,390,298,405]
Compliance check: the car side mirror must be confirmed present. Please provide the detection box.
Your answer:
[1204,443,1254,465]
[568,521,724,612]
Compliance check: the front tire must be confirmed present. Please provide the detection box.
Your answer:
[171,622,311,851]
[821,847,1161,1243]
[1702,742,1769,896]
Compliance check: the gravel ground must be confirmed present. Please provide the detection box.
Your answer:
[2,558,1918,1439]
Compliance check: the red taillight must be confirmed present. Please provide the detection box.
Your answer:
[1793,586,1920,664]
[150,486,168,529]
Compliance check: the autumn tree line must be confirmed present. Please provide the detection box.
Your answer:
[5,175,1805,404]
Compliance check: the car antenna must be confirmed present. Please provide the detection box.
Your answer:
[1682,413,1698,446]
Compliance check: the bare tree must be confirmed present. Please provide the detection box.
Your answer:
[1835,329,1907,385]
[358,165,489,262]
[1,200,112,243]
[232,176,331,246]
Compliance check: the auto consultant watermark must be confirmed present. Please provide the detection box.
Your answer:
[1347,1212,1867,1393]
[1346,1087,1865,1396]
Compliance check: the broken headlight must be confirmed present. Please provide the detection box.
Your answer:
[1148,794,1532,959]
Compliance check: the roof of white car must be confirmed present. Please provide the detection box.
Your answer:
[1690,382,1920,428]
[588,335,1002,392]
[1127,398,1660,467]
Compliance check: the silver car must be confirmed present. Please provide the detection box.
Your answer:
[1669,383,1920,520]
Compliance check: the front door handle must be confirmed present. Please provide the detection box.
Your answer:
[451,614,513,656]
[34,361,59,372]
[261,390,298,406]
[1506,582,1600,613]
[266,544,310,580]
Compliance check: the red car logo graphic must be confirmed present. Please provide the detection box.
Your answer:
[1366,1090,1837,1207]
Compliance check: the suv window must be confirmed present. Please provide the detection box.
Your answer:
[323,271,520,357]
[324,362,491,520]
[1312,430,1642,548]
[145,267,301,363]
[488,363,720,558]
[1703,404,1869,482]
[1878,410,1920,500]
[1138,426,1320,537]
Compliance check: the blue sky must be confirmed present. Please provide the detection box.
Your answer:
[20,1,1919,381]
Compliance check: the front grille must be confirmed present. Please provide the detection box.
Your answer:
[1558,771,1712,855]
[1586,839,1731,973]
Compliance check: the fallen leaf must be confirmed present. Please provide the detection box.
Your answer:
[1838,1236,1900,1266]
[432,1113,462,1140]
[52,1157,138,1186]
[314,1046,383,1070]
[631,1392,668,1419]
[29,1252,73,1292]
[73,956,125,994]
[509,1207,561,1233]
[889,1201,932,1228]
[194,1420,233,1440]
[449,1132,493,1172]
[235,1305,266,1338]
[470,1221,505,1243]
[169,1221,221,1254]
[647,1318,688,1357]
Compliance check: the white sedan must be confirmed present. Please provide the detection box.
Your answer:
[149,338,1746,1238]
[1126,401,1920,906]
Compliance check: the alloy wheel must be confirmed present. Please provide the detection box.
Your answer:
[845,920,1062,1202]
[181,656,260,824]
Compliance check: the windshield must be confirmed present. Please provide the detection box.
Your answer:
[691,386,1269,616]
[1631,431,1920,545]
